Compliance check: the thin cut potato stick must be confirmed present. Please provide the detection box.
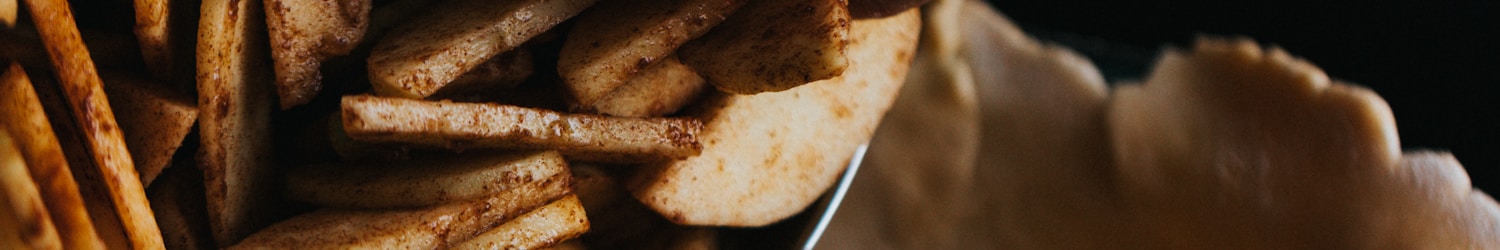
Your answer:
[28,66,133,249]
[452,195,589,250]
[0,64,105,249]
[557,0,743,106]
[341,95,703,163]
[590,54,707,117]
[1,130,61,250]
[286,151,569,209]
[21,0,164,248]
[366,0,596,99]
[230,166,573,249]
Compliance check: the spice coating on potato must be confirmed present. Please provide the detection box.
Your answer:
[367,0,595,99]
[678,0,851,94]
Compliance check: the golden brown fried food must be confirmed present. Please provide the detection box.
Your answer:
[367,0,595,99]
[286,151,569,209]
[132,0,170,78]
[570,163,716,250]
[23,0,163,247]
[0,130,61,250]
[1,27,145,71]
[678,0,850,94]
[430,49,534,100]
[229,167,573,249]
[0,64,105,249]
[590,54,707,118]
[453,195,589,250]
[1,0,14,28]
[340,95,703,163]
[147,161,214,250]
[28,66,133,249]
[100,71,198,186]
[263,0,371,109]
[198,0,282,246]
[557,0,742,106]
[630,10,919,226]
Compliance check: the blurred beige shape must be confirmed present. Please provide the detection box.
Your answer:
[824,0,1500,248]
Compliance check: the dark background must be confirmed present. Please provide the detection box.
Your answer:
[984,1,1500,193]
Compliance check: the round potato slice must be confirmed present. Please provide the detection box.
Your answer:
[628,10,922,226]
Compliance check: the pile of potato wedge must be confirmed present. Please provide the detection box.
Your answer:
[2,0,922,248]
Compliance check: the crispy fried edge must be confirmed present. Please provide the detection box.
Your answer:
[231,161,574,249]
[1,126,61,250]
[133,0,171,78]
[22,0,164,248]
[285,150,568,209]
[263,0,371,109]
[0,63,105,249]
[340,95,703,163]
[452,195,589,250]
[197,0,281,246]
[100,71,198,187]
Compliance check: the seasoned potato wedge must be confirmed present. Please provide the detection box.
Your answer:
[591,54,706,118]
[678,0,850,94]
[263,0,371,109]
[198,0,283,246]
[558,0,742,106]
[453,195,589,250]
[0,64,105,249]
[100,71,198,186]
[286,151,569,209]
[367,0,595,99]
[630,11,919,226]
[341,95,703,163]
[229,167,573,249]
[23,0,163,247]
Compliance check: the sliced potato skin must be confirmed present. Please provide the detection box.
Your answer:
[22,0,164,247]
[198,0,283,246]
[367,0,596,99]
[678,0,851,94]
